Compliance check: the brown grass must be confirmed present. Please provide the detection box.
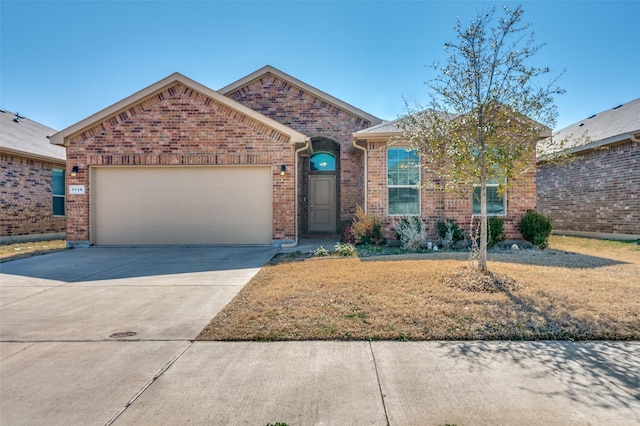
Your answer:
[0,240,67,263]
[198,236,640,341]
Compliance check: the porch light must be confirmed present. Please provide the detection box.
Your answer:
[70,166,79,177]
[280,164,286,176]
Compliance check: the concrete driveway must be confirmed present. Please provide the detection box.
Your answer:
[0,246,277,425]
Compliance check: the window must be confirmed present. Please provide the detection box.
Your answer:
[310,153,335,172]
[473,179,506,215]
[387,147,420,215]
[53,168,65,216]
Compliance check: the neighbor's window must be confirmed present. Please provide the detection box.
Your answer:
[473,179,506,215]
[387,147,420,215]
[310,152,336,172]
[53,168,65,216]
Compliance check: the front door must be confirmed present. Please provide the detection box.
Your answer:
[308,175,336,232]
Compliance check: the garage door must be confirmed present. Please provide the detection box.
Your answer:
[91,166,272,245]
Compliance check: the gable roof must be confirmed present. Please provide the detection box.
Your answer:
[352,111,458,141]
[0,110,64,163]
[552,97,640,153]
[219,65,382,126]
[49,72,309,147]
[352,118,402,140]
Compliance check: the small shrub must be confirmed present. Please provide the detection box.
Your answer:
[334,242,357,257]
[312,246,329,257]
[487,216,505,248]
[519,209,552,249]
[437,219,465,247]
[338,220,356,244]
[350,205,386,246]
[393,217,428,251]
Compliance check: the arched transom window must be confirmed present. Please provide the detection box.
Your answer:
[310,152,336,172]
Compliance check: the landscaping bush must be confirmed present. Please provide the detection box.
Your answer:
[519,209,553,249]
[393,217,428,251]
[350,205,386,246]
[338,220,356,244]
[437,219,465,247]
[312,246,329,257]
[487,216,505,248]
[334,242,357,256]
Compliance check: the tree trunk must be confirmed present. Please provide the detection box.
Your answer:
[479,176,488,272]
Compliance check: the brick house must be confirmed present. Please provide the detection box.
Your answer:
[50,66,537,247]
[537,98,640,239]
[1,110,66,243]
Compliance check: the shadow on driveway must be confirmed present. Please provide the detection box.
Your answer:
[0,246,278,283]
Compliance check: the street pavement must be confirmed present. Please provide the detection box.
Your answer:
[1,245,638,425]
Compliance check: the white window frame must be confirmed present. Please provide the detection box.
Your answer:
[387,147,421,216]
[472,179,507,216]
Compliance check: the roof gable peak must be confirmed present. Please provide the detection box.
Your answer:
[49,72,308,147]
[219,65,382,126]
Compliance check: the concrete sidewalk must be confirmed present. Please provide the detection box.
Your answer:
[2,340,638,425]
[108,341,640,426]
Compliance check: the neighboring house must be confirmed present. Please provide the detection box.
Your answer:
[1,110,65,243]
[537,98,640,240]
[50,66,537,247]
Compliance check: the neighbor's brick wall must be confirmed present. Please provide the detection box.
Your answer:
[537,140,640,235]
[225,73,374,224]
[64,82,296,243]
[366,140,536,240]
[1,153,66,237]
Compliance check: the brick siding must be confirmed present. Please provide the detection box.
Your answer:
[1,153,66,237]
[367,140,536,240]
[64,82,296,243]
[225,73,373,223]
[537,140,640,235]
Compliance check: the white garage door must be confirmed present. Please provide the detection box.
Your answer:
[91,166,272,245]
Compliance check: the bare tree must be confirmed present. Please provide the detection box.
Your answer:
[397,5,565,272]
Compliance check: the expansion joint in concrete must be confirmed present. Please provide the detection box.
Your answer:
[369,341,390,426]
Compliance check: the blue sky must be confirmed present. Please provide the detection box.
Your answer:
[1,1,638,132]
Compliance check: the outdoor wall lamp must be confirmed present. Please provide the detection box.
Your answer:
[70,166,79,177]
[280,164,286,176]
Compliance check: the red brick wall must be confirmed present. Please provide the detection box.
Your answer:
[64,82,296,243]
[366,141,536,240]
[1,153,66,238]
[537,140,640,236]
[225,73,374,222]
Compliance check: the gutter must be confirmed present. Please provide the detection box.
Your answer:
[0,146,66,165]
[280,138,312,248]
[351,137,368,212]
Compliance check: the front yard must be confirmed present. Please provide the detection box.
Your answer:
[198,236,640,341]
[0,240,66,263]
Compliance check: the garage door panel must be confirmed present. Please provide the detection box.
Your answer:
[92,167,272,245]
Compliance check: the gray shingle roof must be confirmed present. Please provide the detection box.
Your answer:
[353,111,457,138]
[0,110,64,162]
[552,97,640,150]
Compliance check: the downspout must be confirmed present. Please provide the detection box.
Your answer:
[351,137,368,212]
[280,137,311,248]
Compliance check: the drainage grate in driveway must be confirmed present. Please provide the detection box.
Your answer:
[109,331,137,338]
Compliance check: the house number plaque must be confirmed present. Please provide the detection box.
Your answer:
[69,185,85,195]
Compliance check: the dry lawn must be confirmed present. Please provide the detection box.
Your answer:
[198,236,640,341]
[0,240,66,263]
